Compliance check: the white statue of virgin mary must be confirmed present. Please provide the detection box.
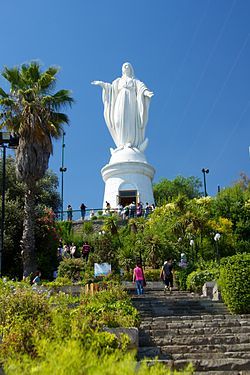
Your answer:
[92,62,153,152]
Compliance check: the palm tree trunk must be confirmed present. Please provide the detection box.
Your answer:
[21,183,37,276]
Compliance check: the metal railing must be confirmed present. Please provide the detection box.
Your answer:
[54,207,153,222]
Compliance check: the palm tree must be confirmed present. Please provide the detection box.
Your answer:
[0,62,74,276]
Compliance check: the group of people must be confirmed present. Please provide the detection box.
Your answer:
[105,201,155,220]
[57,241,91,262]
[66,203,87,221]
[133,257,174,295]
[66,201,156,222]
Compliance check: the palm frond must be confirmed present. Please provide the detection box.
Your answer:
[45,66,59,78]
[2,66,21,88]
[50,111,70,125]
[50,90,74,110]
[21,62,40,84]
[0,97,15,107]
[0,87,8,98]
[38,73,56,92]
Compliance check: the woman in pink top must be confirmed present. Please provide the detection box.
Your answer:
[133,262,145,295]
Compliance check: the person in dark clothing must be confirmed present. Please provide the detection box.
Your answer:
[80,203,87,221]
[82,242,91,262]
[160,257,174,294]
[67,205,73,221]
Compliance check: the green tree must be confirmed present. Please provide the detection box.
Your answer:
[0,62,73,275]
[0,156,61,278]
[153,176,202,205]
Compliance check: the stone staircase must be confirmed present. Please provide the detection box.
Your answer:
[130,282,250,374]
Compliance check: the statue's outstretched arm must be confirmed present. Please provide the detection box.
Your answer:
[91,80,108,89]
[144,89,154,98]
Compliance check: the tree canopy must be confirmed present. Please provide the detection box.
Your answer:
[153,176,202,205]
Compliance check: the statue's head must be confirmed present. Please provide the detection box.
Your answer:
[122,62,134,78]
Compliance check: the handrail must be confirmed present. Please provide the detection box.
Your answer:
[54,206,153,222]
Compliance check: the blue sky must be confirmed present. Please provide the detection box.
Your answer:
[1,0,250,211]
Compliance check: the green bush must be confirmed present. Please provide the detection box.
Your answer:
[3,339,194,375]
[82,221,94,234]
[56,221,73,243]
[186,268,219,293]
[57,258,85,281]
[0,280,194,375]
[219,253,250,313]
[79,286,140,328]
[0,287,51,359]
[144,268,161,281]
[174,263,196,290]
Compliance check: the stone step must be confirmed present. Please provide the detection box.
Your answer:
[160,343,250,354]
[141,326,250,337]
[137,346,167,359]
[141,322,250,333]
[194,371,250,375]
[140,315,250,327]
[131,283,250,373]
[143,358,250,372]
[139,330,249,346]
[146,333,249,347]
[174,358,250,372]
[171,352,250,360]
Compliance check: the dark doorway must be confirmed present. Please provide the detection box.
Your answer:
[119,190,137,207]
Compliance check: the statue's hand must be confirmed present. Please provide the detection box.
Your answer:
[91,80,102,86]
[144,90,154,98]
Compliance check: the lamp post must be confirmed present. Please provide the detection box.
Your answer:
[201,168,209,197]
[0,132,19,277]
[214,233,221,261]
[190,239,195,262]
[59,132,67,220]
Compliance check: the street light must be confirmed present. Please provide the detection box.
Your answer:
[201,168,209,197]
[189,239,195,262]
[214,233,221,261]
[0,132,19,277]
[59,132,67,221]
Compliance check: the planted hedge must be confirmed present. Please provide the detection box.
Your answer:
[219,253,250,314]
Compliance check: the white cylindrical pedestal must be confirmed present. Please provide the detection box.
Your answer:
[101,147,155,209]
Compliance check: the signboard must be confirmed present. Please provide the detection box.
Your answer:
[94,263,111,277]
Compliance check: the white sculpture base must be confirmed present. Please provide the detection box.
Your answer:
[101,147,155,209]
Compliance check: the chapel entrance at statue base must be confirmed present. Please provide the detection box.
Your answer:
[118,190,138,207]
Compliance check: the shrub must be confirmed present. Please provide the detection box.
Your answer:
[219,253,250,313]
[79,286,140,328]
[3,339,194,375]
[0,287,51,359]
[56,221,73,243]
[186,268,219,293]
[174,263,196,290]
[144,268,161,281]
[82,221,94,234]
[57,258,85,281]
[0,280,194,375]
